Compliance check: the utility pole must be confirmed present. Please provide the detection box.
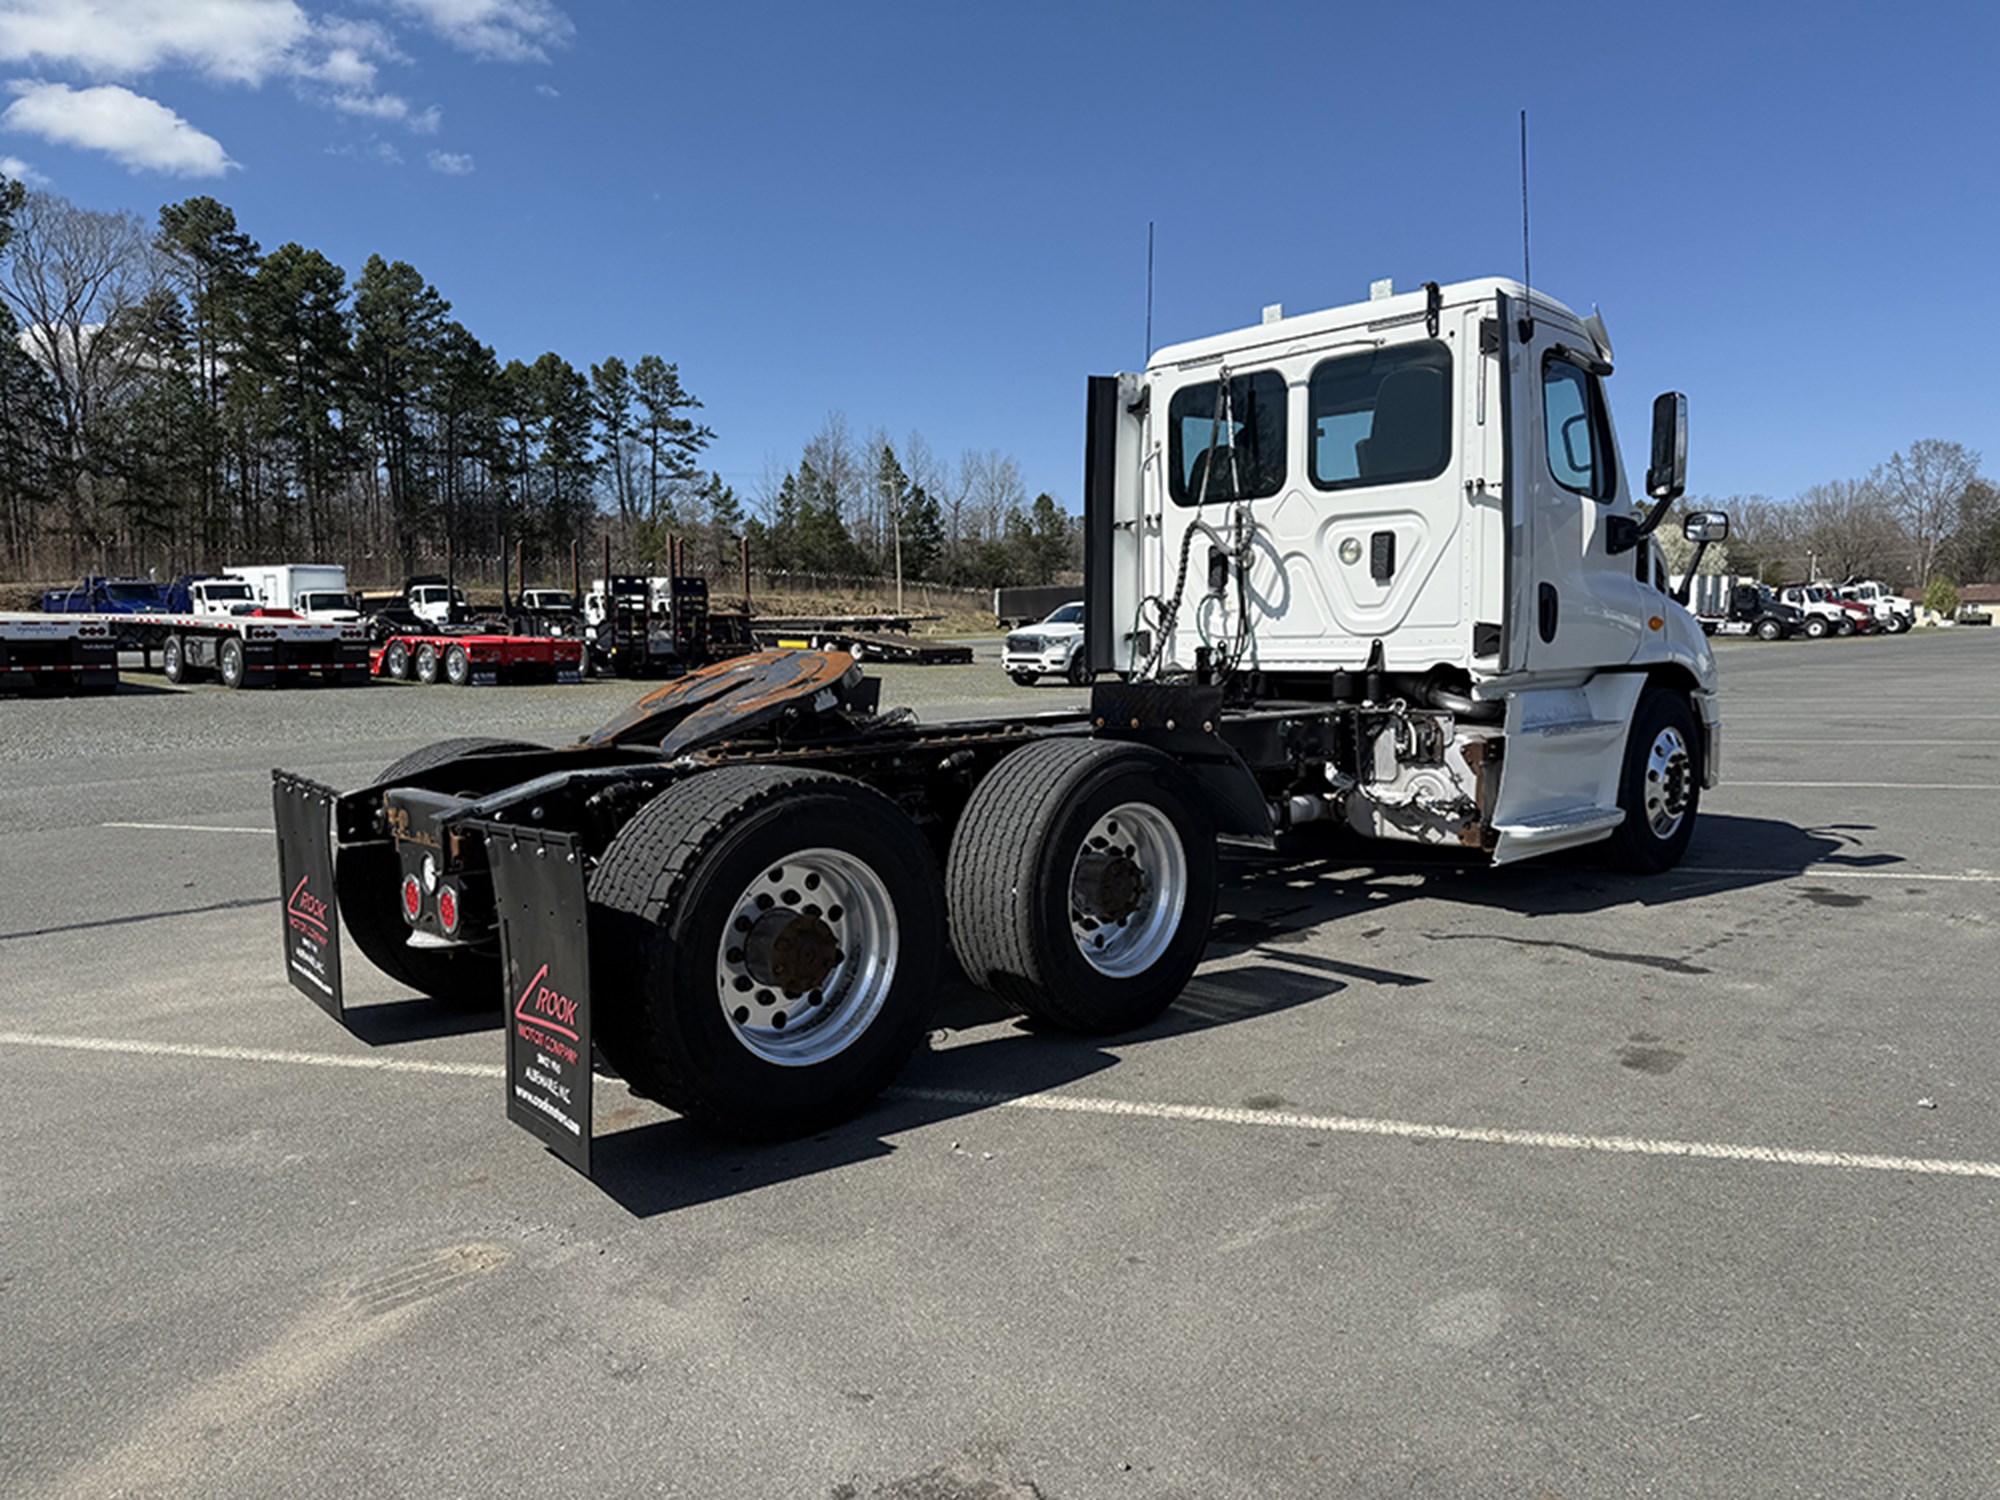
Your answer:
[892,496,905,615]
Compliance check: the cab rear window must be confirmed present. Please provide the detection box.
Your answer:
[1167,370,1286,506]
[1309,341,1452,490]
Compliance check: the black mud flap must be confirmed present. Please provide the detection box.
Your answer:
[272,770,345,1020]
[486,825,594,1177]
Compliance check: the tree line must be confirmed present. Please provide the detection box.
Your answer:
[0,180,1079,592]
[1682,438,1996,594]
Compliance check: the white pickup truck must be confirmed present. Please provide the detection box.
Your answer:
[1002,600,1088,685]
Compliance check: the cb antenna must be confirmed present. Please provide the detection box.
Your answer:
[1145,220,1155,360]
[1518,109,1534,341]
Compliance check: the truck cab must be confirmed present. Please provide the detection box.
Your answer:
[166,575,258,616]
[406,578,469,627]
[1086,277,1722,864]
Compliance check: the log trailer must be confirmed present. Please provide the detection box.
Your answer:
[273,277,1727,1175]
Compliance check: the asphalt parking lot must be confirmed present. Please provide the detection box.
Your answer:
[4,629,1997,1499]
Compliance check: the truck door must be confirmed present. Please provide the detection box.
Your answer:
[1510,315,1645,674]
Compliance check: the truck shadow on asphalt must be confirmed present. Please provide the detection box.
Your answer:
[389,812,1875,1214]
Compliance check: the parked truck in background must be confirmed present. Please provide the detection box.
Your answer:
[164,574,258,616]
[274,275,1727,1172]
[1837,578,1915,633]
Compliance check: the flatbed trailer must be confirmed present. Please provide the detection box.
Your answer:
[21,609,370,688]
[0,613,119,693]
[751,625,973,664]
[373,630,585,686]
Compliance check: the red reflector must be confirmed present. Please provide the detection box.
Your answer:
[402,875,422,919]
[437,886,459,933]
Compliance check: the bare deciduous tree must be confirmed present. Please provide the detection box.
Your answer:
[1876,439,1981,587]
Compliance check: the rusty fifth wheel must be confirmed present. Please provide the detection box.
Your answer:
[947,738,1217,1033]
[589,765,944,1138]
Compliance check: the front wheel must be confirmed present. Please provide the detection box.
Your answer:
[589,767,945,1138]
[1803,616,1829,639]
[1603,689,1701,874]
[1755,618,1783,641]
[947,739,1217,1032]
[1067,650,1093,687]
[1008,671,1038,686]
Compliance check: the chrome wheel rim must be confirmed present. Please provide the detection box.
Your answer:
[446,648,469,685]
[713,847,898,1066]
[1643,726,1693,840]
[416,644,437,680]
[1068,801,1187,977]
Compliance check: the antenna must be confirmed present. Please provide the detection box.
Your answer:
[1145,220,1155,360]
[1518,109,1534,341]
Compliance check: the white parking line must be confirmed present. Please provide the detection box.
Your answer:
[1686,867,2000,884]
[4,1028,1993,1183]
[103,822,268,835]
[1718,781,2000,791]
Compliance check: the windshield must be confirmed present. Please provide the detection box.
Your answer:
[532,592,575,610]
[204,582,253,600]
[1045,603,1084,625]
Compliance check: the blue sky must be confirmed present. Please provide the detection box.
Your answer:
[0,1,1994,512]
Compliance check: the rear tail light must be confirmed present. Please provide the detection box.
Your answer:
[402,874,422,920]
[437,885,460,935]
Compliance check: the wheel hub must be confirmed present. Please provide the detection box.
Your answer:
[743,909,841,992]
[1072,850,1144,923]
[1644,727,1692,837]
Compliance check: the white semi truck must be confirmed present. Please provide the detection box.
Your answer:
[274,276,1727,1168]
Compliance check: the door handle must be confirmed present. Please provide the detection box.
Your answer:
[1370,531,1396,582]
[1538,583,1559,642]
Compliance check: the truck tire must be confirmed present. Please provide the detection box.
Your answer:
[1067,650,1093,687]
[415,642,441,684]
[444,644,472,686]
[161,635,186,684]
[1755,618,1783,641]
[1802,616,1828,639]
[218,636,246,689]
[383,639,411,679]
[333,737,544,1006]
[1603,689,1701,874]
[588,766,945,1139]
[946,738,1217,1033]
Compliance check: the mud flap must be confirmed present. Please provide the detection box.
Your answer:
[272,770,345,1020]
[485,825,594,1177]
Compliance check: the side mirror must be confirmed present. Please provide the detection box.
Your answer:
[1682,510,1729,543]
[1646,391,1688,501]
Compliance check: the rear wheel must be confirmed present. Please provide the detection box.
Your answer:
[589,766,944,1138]
[218,636,246,689]
[383,639,411,679]
[1603,689,1701,874]
[415,642,441,683]
[947,739,1217,1033]
[444,644,472,686]
[161,635,186,684]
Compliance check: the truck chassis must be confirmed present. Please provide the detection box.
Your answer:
[275,643,1706,1175]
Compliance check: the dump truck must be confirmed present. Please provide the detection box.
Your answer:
[274,276,1725,1174]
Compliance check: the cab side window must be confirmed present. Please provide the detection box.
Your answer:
[1167,370,1287,506]
[1543,355,1616,501]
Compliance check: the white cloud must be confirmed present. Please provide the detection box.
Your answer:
[2,80,233,176]
[389,1,572,63]
[425,148,471,175]
[328,90,438,132]
[534,81,557,98]
[0,1,312,86]
[0,151,46,183]
[326,138,402,166]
